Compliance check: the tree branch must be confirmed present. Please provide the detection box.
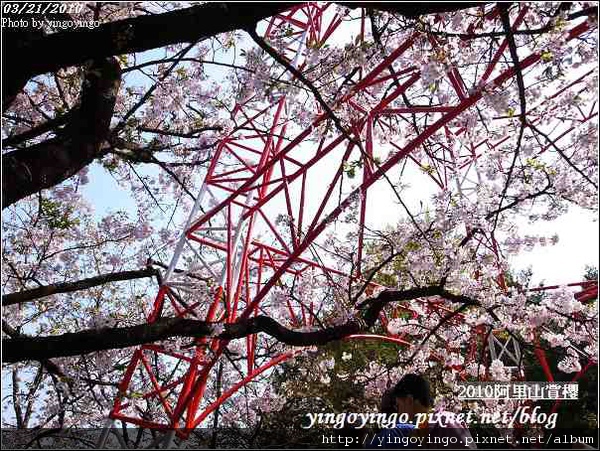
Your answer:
[429,5,595,39]
[246,27,355,142]
[3,2,491,108]
[527,121,598,189]
[108,138,199,201]
[499,4,527,123]
[138,125,222,138]
[2,267,160,306]
[1,109,76,148]
[3,286,479,362]
[2,320,66,378]
[493,3,528,231]
[338,2,487,18]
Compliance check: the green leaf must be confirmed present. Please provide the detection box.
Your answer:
[175,67,188,79]
[40,198,79,230]
[541,50,553,63]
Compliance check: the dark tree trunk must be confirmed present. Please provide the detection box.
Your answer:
[2,57,121,208]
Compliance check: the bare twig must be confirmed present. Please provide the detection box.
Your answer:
[493,4,528,230]
[246,27,357,145]
[527,121,598,189]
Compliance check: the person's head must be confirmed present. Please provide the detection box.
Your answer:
[392,374,432,418]
[379,388,397,414]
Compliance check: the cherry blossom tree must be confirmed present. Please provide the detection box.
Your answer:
[1,1,597,444]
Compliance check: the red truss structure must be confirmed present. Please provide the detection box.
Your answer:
[99,3,598,445]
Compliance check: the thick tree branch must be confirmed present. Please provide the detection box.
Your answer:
[1,110,76,148]
[2,3,294,106]
[3,321,120,393]
[3,2,490,107]
[3,286,479,363]
[2,320,66,378]
[1,4,59,109]
[2,267,160,306]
